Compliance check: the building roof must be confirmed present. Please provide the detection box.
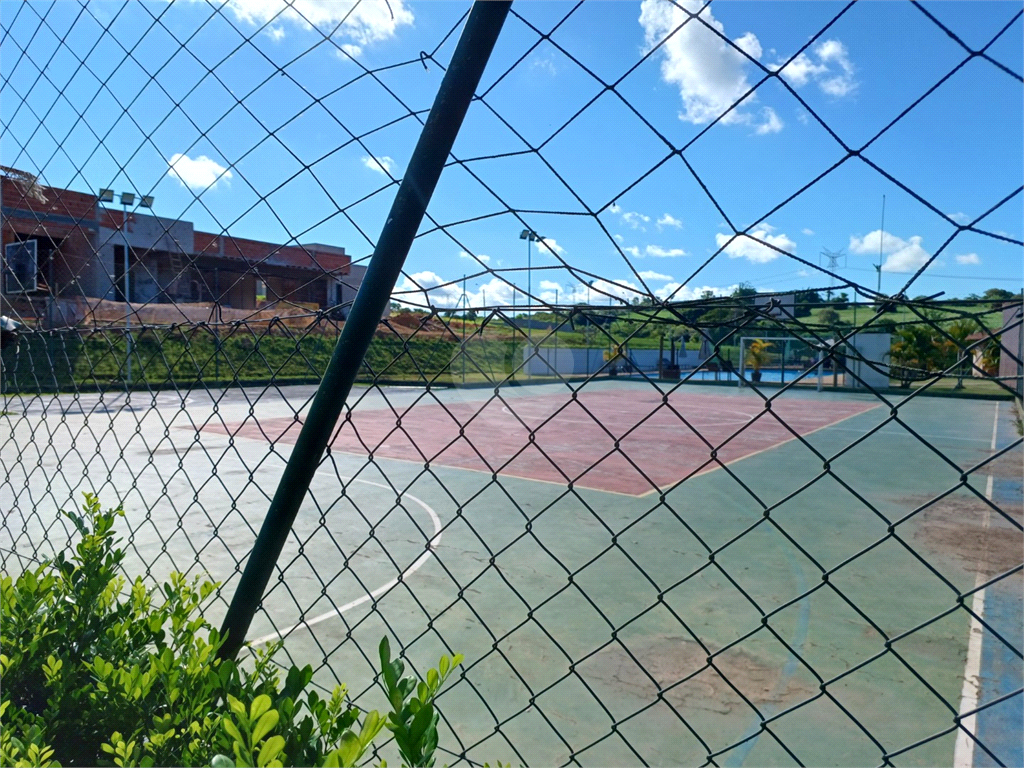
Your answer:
[193,232,349,274]
[2,167,349,275]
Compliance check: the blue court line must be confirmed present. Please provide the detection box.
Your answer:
[725,544,811,767]
[974,465,1024,768]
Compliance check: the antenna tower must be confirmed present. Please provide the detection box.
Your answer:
[820,247,847,301]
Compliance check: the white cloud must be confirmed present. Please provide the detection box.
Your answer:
[606,204,655,232]
[774,39,856,97]
[393,273,528,310]
[340,43,363,58]
[392,271,737,309]
[639,270,674,281]
[459,250,490,264]
[267,25,285,41]
[622,211,651,230]
[623,246,641,258]
[639,0,762,126]
[646,245,687,258]
[850,229,931,272]
[716,227,796,263]
[880,237,930,272]
[657,213,683,230]
[362,155,396,175]
[776,52,826,87]
[948,212,971,224]
[167,153,232,189]
[530,53,558,76]
[590,278,645,303]
[755,106,783,135]
[655,283,733,301]
[614,233,625,242]
[815,40,856,96]
[733,31,762,61]
[535,237,565,257]
[802,228,815,236]
[202,0,413,46]
[955,253,981,265]
[393,270,461,308]
[848,229,907,255]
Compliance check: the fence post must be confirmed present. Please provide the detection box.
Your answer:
[216,0,512,662]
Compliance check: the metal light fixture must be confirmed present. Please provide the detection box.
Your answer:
[98,188,114,203]
[120,192,135,206]
[139,195,154,208]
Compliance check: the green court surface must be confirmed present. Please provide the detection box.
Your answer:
[2,381,1021,766]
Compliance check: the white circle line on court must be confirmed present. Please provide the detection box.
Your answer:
[247,478,443,648]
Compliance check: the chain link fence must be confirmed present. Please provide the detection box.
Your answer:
[2,1,1022,765]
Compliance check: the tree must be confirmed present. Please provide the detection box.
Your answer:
[832,292,850,309]
[981,334,1001,374]
[941,319,976,385]
[983,288,1018,308]
[890,325,942,386]
[794,290,824,317]
[746,339,773,372]
[731,282,757,302]
[818,308,842,327]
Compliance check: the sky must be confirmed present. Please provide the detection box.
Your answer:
[2,0,1021,311]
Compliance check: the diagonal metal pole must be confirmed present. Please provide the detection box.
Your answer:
[217,0,512,662]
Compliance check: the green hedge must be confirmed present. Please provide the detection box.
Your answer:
[0,330,527,394]
[0,494,462,767]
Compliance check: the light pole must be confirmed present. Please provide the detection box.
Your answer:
[519,229,544,381]
[876,194,885,299]
[98,188,153,389]
[461,274,467,384]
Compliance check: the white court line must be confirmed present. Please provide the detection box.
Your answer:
[953,402,999,768]
[248,478,443,648]
[499,404,753,429]
[825,426,992,444]
[497,404,836,430]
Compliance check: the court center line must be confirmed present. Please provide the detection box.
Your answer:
[248,478,443,648]
[953,401,999,768]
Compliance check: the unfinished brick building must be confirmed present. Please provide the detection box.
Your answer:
[1,169,357,327]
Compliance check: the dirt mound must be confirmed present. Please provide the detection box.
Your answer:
[383,312,459,340]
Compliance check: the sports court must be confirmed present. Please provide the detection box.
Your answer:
[9,378,1008,766]
[214,387,879,496]
[3,379,1022,766]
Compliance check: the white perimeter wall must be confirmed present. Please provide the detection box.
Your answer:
[846,333,891,390]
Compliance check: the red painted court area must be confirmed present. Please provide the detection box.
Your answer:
[219,391,878,496]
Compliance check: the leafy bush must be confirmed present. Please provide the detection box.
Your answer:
[0,494,461,767]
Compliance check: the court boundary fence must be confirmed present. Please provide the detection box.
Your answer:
[2,1,1023,766]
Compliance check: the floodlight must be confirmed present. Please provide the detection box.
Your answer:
[120,192,135,206]
[519,229,530,240]
[98,188,114,203]
[139,195,154,208]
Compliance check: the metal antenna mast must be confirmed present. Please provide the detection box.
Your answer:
[820,247,846,301]
[876,194,886,297]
